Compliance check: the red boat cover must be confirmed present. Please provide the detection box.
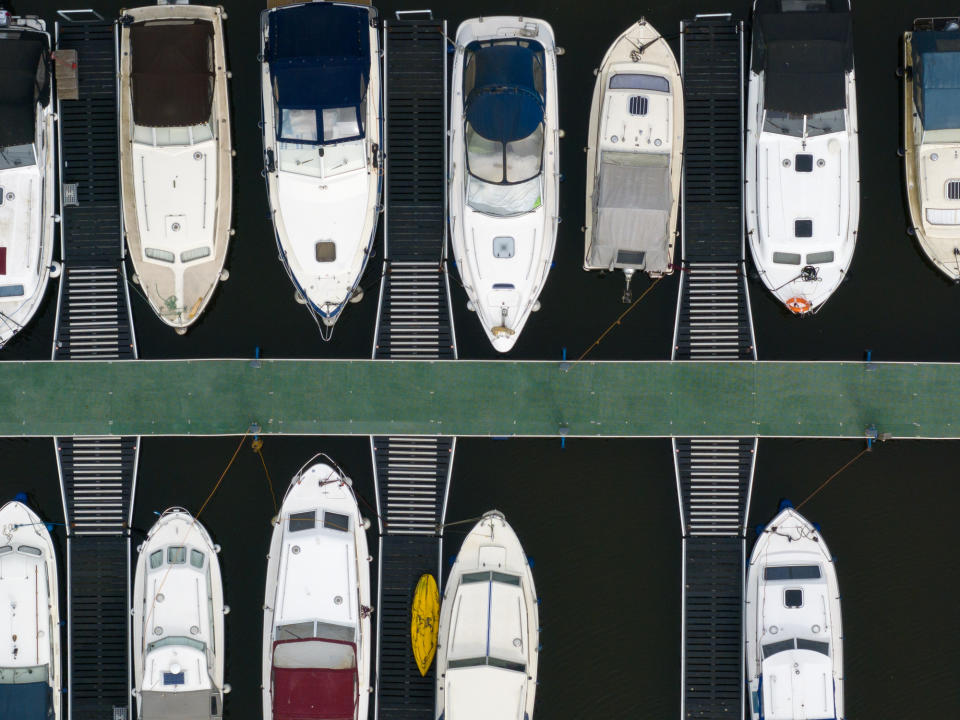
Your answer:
[0,247,6,275]
[272,639,357,720]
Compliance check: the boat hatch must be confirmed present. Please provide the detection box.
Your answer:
[783,588,803,607]
[628,96,649,116]
[773,252,801,265]
[289,510,315,531]
[764,564,821,580]
[948,180,960,200]
[315,241,336,262]
[795,154,814,172]
[617,250,646,265]
[493,236,515,258]
[323,511,349,532]
[795,219,813,237]
[806,251,834,264]
[163,671,185,686]
[609,74,669,93]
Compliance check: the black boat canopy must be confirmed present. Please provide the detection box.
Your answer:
[0,30,49,149]
[912,30,960,131]
[751,0,853,115]
[130,20,214,127]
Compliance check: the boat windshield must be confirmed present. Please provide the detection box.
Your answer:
[762,637,830,658]
[277,138,365,179]
[147,636,206,654]
[762,109,845,138]
[465,122,543,216]
[132,122,214,147]
[0,144,36,170]
[447,655,526,673]
[0,665,49,684]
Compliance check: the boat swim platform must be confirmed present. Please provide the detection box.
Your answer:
[1,359,958,439]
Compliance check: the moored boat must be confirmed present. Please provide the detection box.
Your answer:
[0,10,57,348]
[0,499,61,719]
[449,17,560,353]
[435,510,539,720]
[119,3,233,333]
[260,0,382,338]
[746,0,859,316]
[584,19,683,302]
[745,504,844,720]
[132,507,228,719]
[903,17,960,281]
[262,455,372,720]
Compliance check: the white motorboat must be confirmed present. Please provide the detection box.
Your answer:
[132,508,227,719]
[435,511,539,720]
[119,3,232,333]
[746,0,859,316]
[449,17,560,353]
[745,505,844,720]
[903,17,960,281]
[0,11,57,348]
[583,19,683,302]
[260,1,382,338]
[262,455,372,720]
[0,500,61,719]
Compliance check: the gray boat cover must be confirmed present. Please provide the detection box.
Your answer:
[588,152,672,271]
[141,690,216,720]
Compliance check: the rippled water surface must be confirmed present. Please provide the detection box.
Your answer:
[2,0,960,717]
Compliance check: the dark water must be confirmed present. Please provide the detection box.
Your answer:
[2,0,960,718]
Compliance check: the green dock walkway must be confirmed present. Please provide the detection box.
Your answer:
[0,359,955,438]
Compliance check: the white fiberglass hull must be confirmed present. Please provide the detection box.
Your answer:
[903,30,960,281]
[745,55,859,315]
[0,500,61,720]
[132,509,226,719]
[260,2,383,334]
[262,456,371,720]
[745,507,844,720]
[436,511,539,720]
[0,18,56,349]
[449,17,560,353]
[584,20,682,282]
[119,4,233,332]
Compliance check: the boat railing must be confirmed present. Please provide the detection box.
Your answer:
[913,17,960,32]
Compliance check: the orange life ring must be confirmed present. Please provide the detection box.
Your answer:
[785,297,812,315]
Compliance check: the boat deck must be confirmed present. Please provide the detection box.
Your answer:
[373,14,455,720]
[54,16,138,720]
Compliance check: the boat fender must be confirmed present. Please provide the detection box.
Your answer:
[558,129,565,138]
[372,143,379,169]
[49,261,62,279]
[448,554,457,566]
[361,517,371,530]
[778,498,794,511]
[812,522,821,533]
[223,684,231,694]
[556,47,565,56]
[223,605,230,614]
[754,525,765,536]
[220,269,229,282]
[214,544,222,554]
[527,557,535,568]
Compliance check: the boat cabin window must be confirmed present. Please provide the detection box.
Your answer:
[0,144,36,170]
[147,635,206,654]
[322,107,361,143]
[784,588,803,607]
[190,549,205,568]
[0,665,49,684]
[0,285,25,298]
[764,565,821,581]
[806,251,834,264]
[181,247,212,263]
[796,638,829,655]
[447,656,527,673]
[168,546,186,564]
[276,620,356,644]
[762,637,830,658]
[609,73,669,93]
[772,252,801,265]
[781,0,829,10]
[289,510,315,532]
[762,109,845,138]
[144,248,175,264]
[133,122,214,148]
[17,545,41,556]
[460,570,521,586]
[761,638,795,658]
[323,511,350,532]
[149,550,163,569]
[0,546,11,555]
[466,122,544,186]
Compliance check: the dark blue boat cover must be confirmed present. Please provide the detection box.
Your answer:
[0,681,53,720]
[912,31,960,131]
[0,30,49,148]
[267,2,370,144]
[465,42,545,143]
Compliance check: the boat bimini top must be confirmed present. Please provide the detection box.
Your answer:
[267,3,370,148]
[0,31,49,151]
[752,0,853,120]
[463,41,546,217]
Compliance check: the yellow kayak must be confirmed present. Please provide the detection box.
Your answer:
[411,573,439,676]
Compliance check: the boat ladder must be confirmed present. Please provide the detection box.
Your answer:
[372,13,456,718]
[54,14,138,720]
[674,15,756,720]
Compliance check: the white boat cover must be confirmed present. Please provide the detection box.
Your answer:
[589,152,672,271]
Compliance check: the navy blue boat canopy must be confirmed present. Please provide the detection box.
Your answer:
[464,41,545,143]
[267,2,371,145]
[0,30,50,149]
[0,681,53,720]
[912,31,960,131]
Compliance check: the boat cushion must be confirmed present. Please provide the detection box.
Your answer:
[130,21,214,128]
[590,154,672,272]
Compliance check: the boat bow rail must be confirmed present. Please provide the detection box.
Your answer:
[674,15,755,720]
[54,15,139,720]
[373,12,456,720]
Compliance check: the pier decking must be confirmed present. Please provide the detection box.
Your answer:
[53,17,137,720]
[1,359,957,438]
[373,14,454,720]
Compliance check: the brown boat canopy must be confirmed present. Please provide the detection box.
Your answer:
[130,20,214,127]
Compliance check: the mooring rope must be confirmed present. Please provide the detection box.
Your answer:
[251,437,278,515]
[795,446,871,512]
